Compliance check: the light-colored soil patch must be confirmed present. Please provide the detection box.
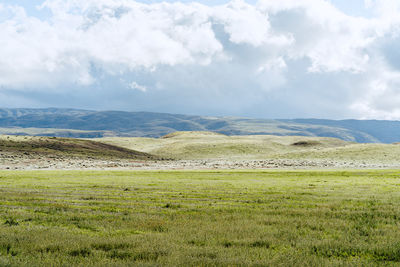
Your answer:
[0,152,396,170]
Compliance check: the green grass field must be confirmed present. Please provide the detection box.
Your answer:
[1,170,400,266]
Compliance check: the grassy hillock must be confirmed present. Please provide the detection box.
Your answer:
[96,131,400,166]
[96,131,351,160]
[0,135,156,160]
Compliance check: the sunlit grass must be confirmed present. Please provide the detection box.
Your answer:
[96,134,400,166]
[1,170,400,266]
[96,134,348,160]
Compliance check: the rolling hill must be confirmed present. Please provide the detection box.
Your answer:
[0,135,156,160]
[96,131,351,160]
[97,131,400,167]
[0,108,399,143]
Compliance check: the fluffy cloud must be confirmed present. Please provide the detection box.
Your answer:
[128,81,147,92]
[350,62,400,119]
[0,0,400,119]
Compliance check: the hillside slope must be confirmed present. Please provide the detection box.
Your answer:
[0,135,156,160]
[96,132,352,160]
[97,132,400,166]
[283,119,400,143]
[0,108,399,143]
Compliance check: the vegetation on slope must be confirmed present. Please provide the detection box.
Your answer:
[2,108,399,142]
[1,170,400,266]
[97,132,352,160]
[96,131,400,166]
[0,135,156,160]
[286,118,400,143]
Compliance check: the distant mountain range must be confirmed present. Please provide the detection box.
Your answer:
[0,108,399,143]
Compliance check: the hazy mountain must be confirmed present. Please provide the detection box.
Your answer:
[0,108,399,143]
[282,119,400,144]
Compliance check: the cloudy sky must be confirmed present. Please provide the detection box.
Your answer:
[0,0,400,119]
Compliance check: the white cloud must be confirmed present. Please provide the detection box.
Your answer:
[0,4,93,89]
[350,62,400,119]
[257,57,287,73]
[128,81,147,92]
[258,0,377,73]
[365,0,400,18]
[0,1,225,88]
[0,0,400,119]
[212,0,292,47]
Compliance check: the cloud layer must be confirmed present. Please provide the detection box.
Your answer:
[1,0,400,119]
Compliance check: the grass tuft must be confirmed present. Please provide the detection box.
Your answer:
[3,218,19,226]
[69,248,92,257]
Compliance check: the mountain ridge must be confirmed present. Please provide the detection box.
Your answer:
[0,108,398,143]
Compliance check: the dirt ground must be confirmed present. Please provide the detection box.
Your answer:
[0,151,397,170]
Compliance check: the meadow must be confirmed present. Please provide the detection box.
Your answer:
[1,170,400,266]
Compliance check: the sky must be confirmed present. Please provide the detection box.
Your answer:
[0,0,400,119]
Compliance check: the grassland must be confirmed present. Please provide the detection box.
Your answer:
[96,132,400,167]
[1,170,400,266]
[1,132,400,170]
[96,131,351,160]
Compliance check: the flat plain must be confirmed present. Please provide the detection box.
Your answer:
[1,170,400,266]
